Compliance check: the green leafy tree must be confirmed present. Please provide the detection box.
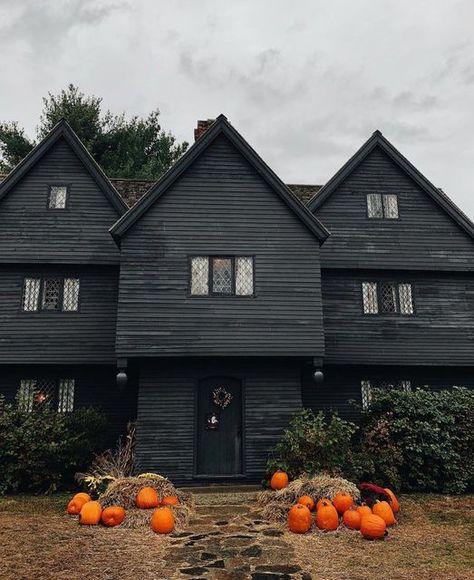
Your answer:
[0,84,188,178]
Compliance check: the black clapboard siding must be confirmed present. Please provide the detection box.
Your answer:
[0,265,119,364]
[134,358,303,483]
[0,137,121,264]
[116,134,324,358]
[321,269,474,365]
[302,365,474,422]
[314,146,474,271]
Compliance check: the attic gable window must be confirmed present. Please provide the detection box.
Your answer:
[48,185,68,209]
[190,256,254,296]
[362,281,414,315]
[22,277,80,312]
[367,193,398,219]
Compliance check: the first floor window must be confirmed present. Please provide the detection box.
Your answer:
[17,378,75,412]
[190,256,254,296]
[22,277,80,312]
[362,281,414,315]
[360,379,411,410]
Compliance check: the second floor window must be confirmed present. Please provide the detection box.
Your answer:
[48,185,68,209]
[22,277,80,312]
[190,256,254,296]
[362,281,414,315]
[367,193,398,219]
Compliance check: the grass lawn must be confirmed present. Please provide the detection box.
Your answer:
[0,492,473,579]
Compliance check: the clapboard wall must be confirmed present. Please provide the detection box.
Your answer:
[313,146,474,271]
[0,136,122,265]
[116,133,324,358]
[134,358,303,483]
[0,265,119,364]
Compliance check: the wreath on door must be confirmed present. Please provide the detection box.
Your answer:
[212,386,233,409]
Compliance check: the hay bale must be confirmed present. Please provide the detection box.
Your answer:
[98,475,194,530]
[257,474,360,524]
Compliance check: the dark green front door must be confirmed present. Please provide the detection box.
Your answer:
[196,376,243,476]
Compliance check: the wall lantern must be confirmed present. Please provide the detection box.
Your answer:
[116,371,128,391]
[313,369,324,384]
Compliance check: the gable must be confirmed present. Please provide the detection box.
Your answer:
[313,143,474,271]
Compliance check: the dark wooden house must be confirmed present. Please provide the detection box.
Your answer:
[0,117,473,483]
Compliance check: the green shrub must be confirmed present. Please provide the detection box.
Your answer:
[266,409,358,480]
[359,387,474,493]
[0,397,109,494]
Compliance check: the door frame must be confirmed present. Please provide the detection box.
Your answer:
[193,374,247,479]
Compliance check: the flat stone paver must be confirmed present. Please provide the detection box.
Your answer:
[164,490,310,580]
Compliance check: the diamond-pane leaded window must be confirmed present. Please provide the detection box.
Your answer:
[361,379,411,409]
[190,257,209,295]
[383,194,399,218]
[49,185,67,209]
[399,283,414,315]
[362,282,378,314]
[380,283,397,313]
[22,278,41,311]
[235,257,254,296]
[360,380,372,410]
[63,278,80,311]
[42,278,61,310]
[367,194,383,218]
[17,378,56,411]
[18,379,36,412]
[58,379,75,412]
[212,258,232,294]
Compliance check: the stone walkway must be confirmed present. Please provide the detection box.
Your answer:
[165,490,311,580]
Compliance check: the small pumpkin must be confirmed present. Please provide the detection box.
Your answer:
[356,505,372,518]
[384,488,400,513]
[270,470,289,490]
[101,506,125,527]
[151,507,175,534]
[288,504,312,534]
[161,495,179,506]
[67,492,91,515]
[360,513,387,540]
[74,492,91,503]
[372,500,396,526]
[343,508,361,530]
[316,499,339,531]
[297,495,315,511]
[136,486,160,509]
[79,500,102,525]
[316,498,333,511]
[333,492,353,514]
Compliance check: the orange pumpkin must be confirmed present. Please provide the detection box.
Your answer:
[343,508,361,530]
[372,500,396,526]
[79,501,102,525]
[356,505,372,518]
[74,492,91,503]
[270,470,289,490]
[101,506,125,527]
[136,486,159,509]
[67,492,91,515]
[297,495,315,511]
[316,499,339,531]
[384,488,400,513]
[161,495,179,506]
[316,498,333,511]
[333,492,354,514]
[360,513,387,540]
[151,507,174,534]
[288,504,312,534]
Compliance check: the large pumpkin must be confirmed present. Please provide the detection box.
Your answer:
[101,506,125,527]
[316,498,333,511]
[372,501,396,526]
[316,499,339,531]
[270,470,289,490]
[151,507,175,534]
[333,492,354,514]
[297,495,315,511]
[384,488,400,513]
[288,504,312,533]
[360,514,387,540]
[161,495,179,506]
[136,486,160,509]
[79,501,102,525]
[356,505,372,518]
[343,508,361,530]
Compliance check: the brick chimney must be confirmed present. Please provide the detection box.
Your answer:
[194,119,215,141]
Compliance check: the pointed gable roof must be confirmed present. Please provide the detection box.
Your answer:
[308,130,474,239]
[110,114,329,243]
[0,120,128,215]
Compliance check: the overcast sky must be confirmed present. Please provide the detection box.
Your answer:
[1,0,473,218]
